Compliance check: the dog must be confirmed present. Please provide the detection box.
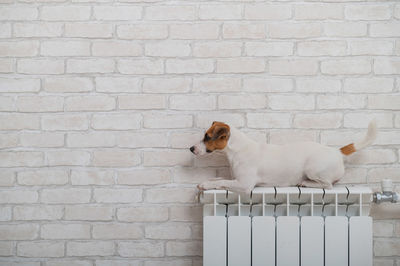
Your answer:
[190,120,377,194]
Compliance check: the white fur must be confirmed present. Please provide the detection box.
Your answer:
[196,120,377,194]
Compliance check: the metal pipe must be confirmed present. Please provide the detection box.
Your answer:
[373,179,399,204]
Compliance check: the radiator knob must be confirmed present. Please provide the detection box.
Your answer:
[381,179,393,193]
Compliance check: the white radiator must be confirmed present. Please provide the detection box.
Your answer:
[200,187,372,266]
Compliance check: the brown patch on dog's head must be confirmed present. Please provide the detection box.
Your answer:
[203,121,230,153]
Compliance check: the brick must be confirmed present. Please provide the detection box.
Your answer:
[270,130,317,145]
[269,23,322,38]
[324,22,367,37]
[194,153,229,167]
[193,77,240,93]
[71,169,114,185]
[375,131,400,145]
[172,167,216,184]
[166,59,214,74]
[0,41,39,56]
[0,113,39,130]
[368,95,400,110]
[0,6,38,20]
[0,133,18,148]
[196,113,245,128]
[18,241,64,257]
[14,205,63,220]
[243,78,293,93]
[374,59,400,74]
[349,40,393,56]
[347,149,397,165]
[41,6,91,20]
[17,169,68,186]
[67,59,115,73]
[0,23,11,38]
[169,206,202,222]
[321,59,371,75]
[42,114,89,130]
[269,95,314,110]
[146,224,191,239]
[0,242,14,256]
[247,113,291,128]
[144,150,192,166]
[170,23,219,40]
[118,242,163,257]
[0,190,38,204]
[117,169,170,185]
[119,95,166,110]
[373,221,394,237]
[93,149,141,167]
[67,132,116,148]
[93,6,142,20]
[143,77,191,93]
[144,113,192,129]
[344,78,393,93]
[14,22,62,37]
[46,261,92,266]
[92,41,142,56]
[345,5,391,20]
[118,59,163,74]
[223,23,266,39]
[146,188,196,203]
[337,167,367,184]
[65,23,113,38]
[0,151,43,167]
[145,41,190,57]
[94,188,142,203]
[65,95,115,111]
[199,4,242,20]
[374,239,400,256]
[245,42,293,57]
[117,24,168,40]
[244,4,291,20]
[91,113,141,130]
[0,206,11,221]
[269,59,318,75]
[344,112,392,128]
[193,42,241,58]
[17,96,64,112]
[298,41,346,56]
[296,78,341,92]
[67,241,114,257]
[0,78,40,92]
[0,224,38,240]
[117,132,168,148]
[396,4,400,19]
[41,188,91,204]
[96,261,140,266]
[96,77,140,93]
[170,95,216,110]
[41,224,90,240]
[93,224,143,239]
[44,77,93,93]
[294,4,343,20]
[145,260,191,266]
[117,207,168,222]
[294,113,342,129]
[320,130,365,146]
[41,41,90,56]
[217,58,265,73]
[218,94,266,109]
[169,131,203,149]
[47,150,90,166]
[65,205,113,221]
[18,59,64,74]
[0,58,14,73]
[146,5,195,20]
[317,95,365,109]
[166,241,202,256]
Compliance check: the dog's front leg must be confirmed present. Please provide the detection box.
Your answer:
[197,179,255,194]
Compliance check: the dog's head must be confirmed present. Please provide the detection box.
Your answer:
[190,121,230,155]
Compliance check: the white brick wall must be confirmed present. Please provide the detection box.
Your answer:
[0,0,399,265]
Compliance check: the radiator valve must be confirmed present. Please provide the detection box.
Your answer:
[373,179,399,204]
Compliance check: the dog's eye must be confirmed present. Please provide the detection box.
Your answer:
[204,134,211,141]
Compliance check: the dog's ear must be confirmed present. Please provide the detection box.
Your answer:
[212,121,218,125]
[213,124,230,140]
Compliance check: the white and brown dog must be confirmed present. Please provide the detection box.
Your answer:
[190,120,377,194]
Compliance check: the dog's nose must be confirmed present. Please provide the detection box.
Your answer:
[190,146,195,153]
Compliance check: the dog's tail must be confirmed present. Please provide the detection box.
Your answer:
[340,119,377,155]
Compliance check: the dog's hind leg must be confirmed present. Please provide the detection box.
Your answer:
[197,179,255,194]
